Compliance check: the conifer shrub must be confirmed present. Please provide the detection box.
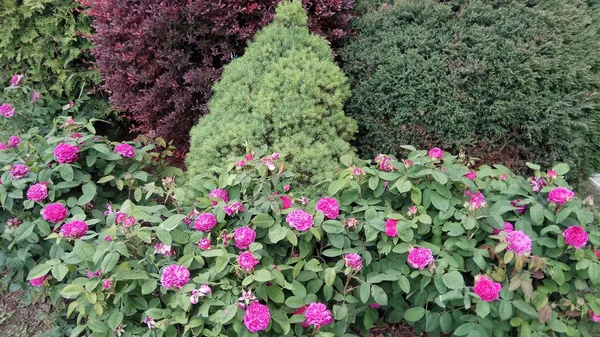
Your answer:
[341,0,600,181]
[0,0,100,99]
[83,0,354,150]
[187,0,357,186]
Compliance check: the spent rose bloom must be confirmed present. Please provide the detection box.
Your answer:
[114,143,135,158]
[11,164,29,179]
[194,213,217,232]
[280,195,292,210]
[589,311,600,323]
[562,226,588,249]
[369,303,381,309]
[595,250,600,259]
[547,187,574,205]
[103,279,112,290]
[238,251,259,271]
[466,190,487,211]
[283,184,290,192]
[465,170,477,181]
[344,217,358,229]
[547,170,558,179]
[30,275,47,287]
[315,197,340,219]
[0,103,15,118]
[208,188,229,206]
[87,269,102,279]
[510,199,527,214]
[199,284,211,296]
[198,238,211,250]
[404,159,413,167]
[7,136,20,148]
[286,209,314,231]
[385,218,398,237]
[428,147,444,159]
[144,317,156,330]
[10,74,23,87]
[407,247,434,269]
[32,91,40,102]
[505,230,532,254]
[407,205,418,217]
[344,253,362,270]
[493,222,514,235]
[161,265,190,289]
[54,143,79,164]
[260,156,276,170]
[473,275,502,302]
[305,303,333,329]
[224,201,245,216]
[294,306,310,327]
[234,226,256,250]
[42,203,68,223]
[60,220,88,239]
[530,176,546,192]
[243,302,271,333]
[154,243,175,257]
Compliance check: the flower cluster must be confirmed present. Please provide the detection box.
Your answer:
[374,154,396,172]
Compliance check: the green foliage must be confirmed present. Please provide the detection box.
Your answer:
[187,0,357,186]
[341,0,600,181]
[0,0,100,98]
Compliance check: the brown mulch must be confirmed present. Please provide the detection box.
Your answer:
[0,290,54,337]
[369,321,420,337]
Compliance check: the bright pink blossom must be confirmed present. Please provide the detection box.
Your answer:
[283,184,290,192]
[547,170,558,179]
[385,219,398,237]
[27,183,48,201]
[32,91,40,102]
[281,195,292,210]
[114,143,135,158]
[562,226,588,249]
[243,302,271,333]
[103,279,112,290]
[316,197,340,219]
[547,187,574,205]
[161,264,190,289]
[510,199,526,214]
[234,226,256,250]
[238,251,259,271]
[7,136,20,148]
[589,311,600,323]
[10,74,23,87]
[344,253,362,270]
[493,222,514,235]
[30,275,47,287]
[87,269,102,279]
[11,164,29,179]
[236,160,246,168]
[465,170,477,181]
[428,148,444,159]
[305,303,333,329]
[54,143,79,164]
[198,238,211,250]
[42,203,68,223]
[407,247,434,269]
[0,143,6,151]
[473,275,502,302]
[500,174,507,181]
[224,201,245,216]
[104,236,113,242]
[194,213,217,232]
[466,190,487,211]
[245,153,254,161]
[505,231,532,254]
[208,188,229,206]
[0,103,15,118]
[286,209,314,232]
[70,133,82,139]
[260,156,276,170]
[60,220,88,238]
[353,167,365,176]
[595,250,600,259]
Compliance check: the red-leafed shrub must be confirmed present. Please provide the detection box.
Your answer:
[82,0,354,150]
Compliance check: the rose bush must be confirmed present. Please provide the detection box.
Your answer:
[2,128,600,336]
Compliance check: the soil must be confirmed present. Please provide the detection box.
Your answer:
[369,321,420,337]
[0,291,54,337]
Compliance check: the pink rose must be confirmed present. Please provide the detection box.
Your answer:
[466,190,487,211]
[547,170,558,179]
[238,251,259,271]
[243,302,271,333]
[236,160,246,168]
[208,188,229,206]
[234,226,256,250]
[407,247,434,270]
[0,103,15,118]
[493,222,514,235]
[562,226,588,249]
[473,275,502,302]
[500,174,507,181]
[385,218,398,237]
[280,195,292,210]
[198,238,211,250]
[30,275,47,287]
[54,143,79,164]
[42,203,68,223]
[10,74,23,87]
[505,231,532,255]
[32,91,40,102]
[428,147,444,159]
[194,213,217,232]
[547,187,574,205]
[11,164,29,180]
[304,303,333,329]
[465,170,477,181]
[60,220,88,239]
[161,264,190,289]
[589,311,600,323]
[286,209,314,232]
[315,197,340,219]
[344,253,362,270]
[224,201,245,216]
[103,279,112,290]
[114,143,135,158]
[7,136,20,148]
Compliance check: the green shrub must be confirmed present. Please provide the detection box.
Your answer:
[3,135,600,336]
[186,0,357,186]
[0,0,100,98]
[341,0,600,181]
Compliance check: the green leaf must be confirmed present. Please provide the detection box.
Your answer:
[324,268,336,286]
[107,311,124,330]
[360,283,371,303]
[61,284,85,299]
[321,220,345,234]
[253,214,275,228]
[442,271,464,290]
[589,263,600,284]
[141,279,157,295]
[268,224,287,243]
[394,178,412,193]
[499,300,512,320]
[267,286,285,303]
[404,307,425,322]
[371,285,388,305]
[73,241,95,262]
[454,322,477,336]
[254,270,273,282]
[430,192,450,211]
[411,187,422,205]
[547,318,568,333]
[328,180,347,196]
[476,302,490,318]
[512,300,538,318]
[333,305,348,320]
[159,214,186,231]
[552,163,569,175]
[51,264,69,282]
[101,252,120,273]
[399,276,410,293]
[156,229,172,245]
[440,312,452,333]
[432,170,448,184]
[59,164,74,182]
[368,176,379,191]
[28,264,52,280]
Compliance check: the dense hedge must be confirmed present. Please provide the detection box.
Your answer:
[341,0,600,181]
[187,0,357,186]
[83,0,354,150]
[0,0,100,99]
